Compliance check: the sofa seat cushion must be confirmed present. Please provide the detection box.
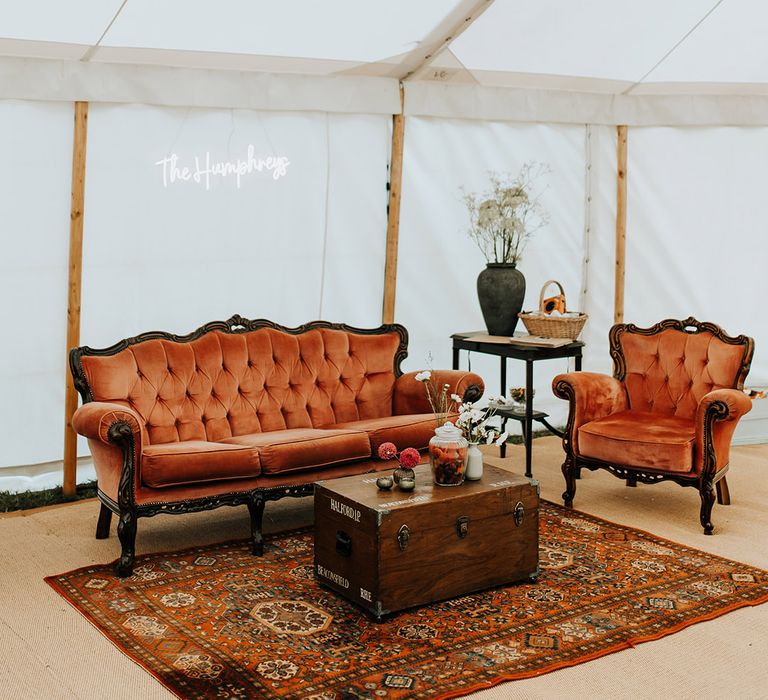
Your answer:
[578,410,695,473]
[220,428,371,475]
[330,414,438,452]
[142,441,260,488]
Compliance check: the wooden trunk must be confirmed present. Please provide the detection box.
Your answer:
[314,464,539,620]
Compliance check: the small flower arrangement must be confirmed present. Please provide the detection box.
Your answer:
[455,395,509,446]
[415,370,458,426]
[377,442,421,468]
[463,162,550,265]
[377,442,421,486]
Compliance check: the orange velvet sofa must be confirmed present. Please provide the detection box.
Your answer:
[70,316,484,576]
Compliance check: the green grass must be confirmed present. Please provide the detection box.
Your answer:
[0,480,98,513]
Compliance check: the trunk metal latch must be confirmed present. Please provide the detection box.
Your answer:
[456,515,470,538]
[514,501,525,527]
[397,524,410,551]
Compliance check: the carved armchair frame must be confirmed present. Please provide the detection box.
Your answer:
[70,315,413,577]
[553,317,754,535]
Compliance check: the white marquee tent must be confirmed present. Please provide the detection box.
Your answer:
[1,0,766,493]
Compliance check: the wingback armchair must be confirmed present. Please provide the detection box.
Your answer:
[552,318,754,534]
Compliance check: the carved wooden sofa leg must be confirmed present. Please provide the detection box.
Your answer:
[116,511,138,577]
[96,502,113,539]
[626,476,637,487]
[248,494,266,556]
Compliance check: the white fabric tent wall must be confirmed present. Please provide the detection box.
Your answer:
[396,117,590,430]
[0,100,72,467]
[577,125,619,377]
[81,104,389,341]
[624,126,768,385]
[2,104,765,490]
[0,102,391,489]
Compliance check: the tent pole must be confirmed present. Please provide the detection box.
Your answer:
[63,101,89,498]
[380,1,492,323]
[382,85,405,324]
[614,125,628,324]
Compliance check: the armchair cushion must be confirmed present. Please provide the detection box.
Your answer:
[393,370,484,416]
[142,441,260,488]
[579,410,695,473]
[330,413,438,452]
[220,428,371,475]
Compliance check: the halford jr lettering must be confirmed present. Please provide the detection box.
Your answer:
[330,498,361,522]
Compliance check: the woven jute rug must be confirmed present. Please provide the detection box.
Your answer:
[46,502,768,700]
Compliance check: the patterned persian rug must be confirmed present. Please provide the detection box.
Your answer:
[46,502,768,699]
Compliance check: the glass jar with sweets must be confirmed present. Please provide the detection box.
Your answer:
[428,422,468,486]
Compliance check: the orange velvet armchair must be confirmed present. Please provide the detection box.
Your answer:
[553,318,754,534]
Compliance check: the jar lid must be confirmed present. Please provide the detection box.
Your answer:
[435,421,462,439]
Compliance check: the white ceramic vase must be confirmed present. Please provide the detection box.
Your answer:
[465,443,484,481]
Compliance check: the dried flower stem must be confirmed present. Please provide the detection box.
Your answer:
[463,162,551,265]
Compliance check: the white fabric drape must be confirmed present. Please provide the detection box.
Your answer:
[0,103,390,473]
[624,126,768,385]
[0,100,72,467]
[2,101,766,485]
[395,117,589,429]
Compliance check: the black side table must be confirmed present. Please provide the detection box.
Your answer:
[451,331,584,478]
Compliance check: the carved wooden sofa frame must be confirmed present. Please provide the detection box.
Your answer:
[553,317,754,535]
[70,315,483,577]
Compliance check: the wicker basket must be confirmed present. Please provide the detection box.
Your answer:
[518,280,587,340]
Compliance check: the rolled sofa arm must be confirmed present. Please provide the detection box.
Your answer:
[694,389,753,476]
[552,372,628,455]
[393,370,484,416]
[73,401,144,447]
[73,402,144,505]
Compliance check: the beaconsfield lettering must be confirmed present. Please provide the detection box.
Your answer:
[316,564,349,589]
[330,498,361,522]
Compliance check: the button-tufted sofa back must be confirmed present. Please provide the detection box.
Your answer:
[73,319,406,445]
[610,320,752,420]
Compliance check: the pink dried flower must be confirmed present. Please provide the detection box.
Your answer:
[399,447,420,469]
[377,442,398,460]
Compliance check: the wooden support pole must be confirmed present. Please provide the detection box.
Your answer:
[382,86,405,325]
[63,101,89,497]
[614,125,628,325]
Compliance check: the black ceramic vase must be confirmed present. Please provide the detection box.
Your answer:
[476,263,526,336]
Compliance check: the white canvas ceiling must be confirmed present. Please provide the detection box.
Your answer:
[2,1,768,122]
[0,0,464,73]
[439,0,768,92]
